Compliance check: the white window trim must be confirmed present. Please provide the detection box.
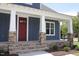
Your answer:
[46,21,55,36]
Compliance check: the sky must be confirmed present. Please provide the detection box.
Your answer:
[43,3,79,16]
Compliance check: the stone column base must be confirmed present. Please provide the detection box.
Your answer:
[9,32,16,43]
[67,33,73,47]
[39,32,46,47]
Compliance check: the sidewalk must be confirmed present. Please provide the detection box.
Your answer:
[19,51,54,56]
[19,51,76,56]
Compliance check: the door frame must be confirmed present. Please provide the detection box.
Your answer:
[17,15,29,42]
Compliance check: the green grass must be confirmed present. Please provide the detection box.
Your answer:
[73,41,79,56]
[73,51,79,56]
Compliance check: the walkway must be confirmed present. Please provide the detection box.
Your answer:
[19,51,75,56]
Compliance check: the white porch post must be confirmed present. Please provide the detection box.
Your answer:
[27,16,29,42]
[39,16,46,46]
[40,16,46,33]
[9,10,16,42]
[67,18,73,47]
[67,19,73,34]
[9,10,16,32]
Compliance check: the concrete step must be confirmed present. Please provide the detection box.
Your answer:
[9,45,48,54]
[16,46,48,54]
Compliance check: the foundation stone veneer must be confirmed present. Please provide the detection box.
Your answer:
[67,33,73,47]
[9,32,16,43]
[39,32,47,47]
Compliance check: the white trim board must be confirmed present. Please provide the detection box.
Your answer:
[26,16,29,42]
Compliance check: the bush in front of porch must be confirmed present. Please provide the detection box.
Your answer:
[47,42,71,52]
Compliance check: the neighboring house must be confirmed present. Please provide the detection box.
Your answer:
[0,3,73,54]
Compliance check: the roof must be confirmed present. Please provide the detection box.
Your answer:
[0,3,72,20]
[14,3,57,12]
[14,3,72,17]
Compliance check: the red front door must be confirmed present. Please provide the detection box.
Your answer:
[18,17,27,41]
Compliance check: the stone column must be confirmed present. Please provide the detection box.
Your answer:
[67,19,73,47]
[67,33,73,47]
[9,10,16,43]
[39,16,46,47]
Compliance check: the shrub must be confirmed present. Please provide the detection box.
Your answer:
[61,44,69,50]
[0,47,9,56]
[75,45,79,50]
[49,44,58,51]
[71,45,77,49]
[63,47,70,52]
[63,44,68,47]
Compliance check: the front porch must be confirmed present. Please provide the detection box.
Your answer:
[0,4,73,54]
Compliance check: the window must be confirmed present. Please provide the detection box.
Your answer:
[46,21,55,36]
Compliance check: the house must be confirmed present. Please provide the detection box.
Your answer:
[0,3,73,54]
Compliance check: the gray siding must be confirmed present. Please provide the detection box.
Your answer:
[32,3,40,9]
[46,20,60,40]
[29,17,40,41]
[0,13,10,42]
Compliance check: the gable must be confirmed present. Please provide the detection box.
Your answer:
[14,3,57,12]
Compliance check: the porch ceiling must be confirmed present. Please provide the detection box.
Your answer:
[0,3,72,21]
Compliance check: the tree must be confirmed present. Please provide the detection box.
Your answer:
[61,16,79,39]
[72,16,79,41]
[72,16,79,37]
[61,22,67,39]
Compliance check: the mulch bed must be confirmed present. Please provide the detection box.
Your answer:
[46,50,76,56]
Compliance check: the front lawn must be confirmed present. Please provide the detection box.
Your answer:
[73,41,79,56]
[73,51,79,56]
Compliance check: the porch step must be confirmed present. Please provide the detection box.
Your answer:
[9,41,48,54]
[0,42,9,51]
[12,46,48,54]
